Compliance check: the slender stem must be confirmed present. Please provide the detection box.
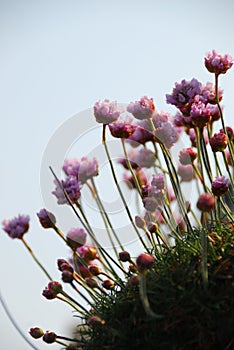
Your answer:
[200,213,208,289]
[21,238,53,281]
[139,273,163,319]
[102,125,149,252]
[121,138,142,195]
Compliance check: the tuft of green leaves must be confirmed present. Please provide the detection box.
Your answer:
[79,222,234,350]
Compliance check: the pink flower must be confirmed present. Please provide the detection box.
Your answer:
[220,126,234,142]
[190,101,211,128]
[179,148,197,165]
[66,228,87,250]
[166,78,202,115]
[136,253,155,272]
[211,176,229,197]
[94,99,120,124]
[209,132,228,152]
[128,148,156,169]
[2,214,30,239]
[108,117,137,138]
[127,96,155,120]
[63,157,99,184]
[201,82,223,104]
[52,176,81,205]
[204,50,233,75]
[123,169,148,189]
[151,174,165,190]
[155,121,179,148]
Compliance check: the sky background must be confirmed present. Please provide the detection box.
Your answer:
[1,1,234,349]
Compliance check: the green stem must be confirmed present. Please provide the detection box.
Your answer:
[102,125,149,252]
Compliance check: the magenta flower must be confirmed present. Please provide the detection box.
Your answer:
[204,50,233,75]
[127,96,155,120]
[108,117,137,138]
[37,209,56,229]
[190,101,211,128]
[66,228,87,250]
[209,132,228,152]
[94,99,120,124]
[52,176,81,205]
[166,78,202,115]
[211,176,229,197]
[62,159,80,177]
[155,121,179,148]
[2,214,30,239]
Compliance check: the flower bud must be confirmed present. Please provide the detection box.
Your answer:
[102,279,114,290]
[43,331,57,344]
[119,251,131,262]
[89,264,102,276]
[62,270,74,283]
[37,209,56,229]
[197,193,215,212]
[136,253,155,272]
[29,327,44,339]
[85,278,98,289]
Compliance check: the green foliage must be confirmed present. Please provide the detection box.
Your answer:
[81,223,234,350]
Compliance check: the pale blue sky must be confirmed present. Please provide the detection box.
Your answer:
[1,1,234,349]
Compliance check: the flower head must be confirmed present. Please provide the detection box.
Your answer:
[209,132,228,152]
[166,78,202,115]
[201,82,223,104]
[211,176,229,197]
[155,121,179,148]
[37,209,56,229]
[179,148,197,165]
[2,214,30,239]
[94,99,120,124]
[204,50,233,75]
[66,228,87,250]
[190,101,211,128]
[29,327,44,339]
[127,96,155,120]
[151,174,165,190]
[52,176,81,205]
[128,148,156,169]
[108,117,137,138]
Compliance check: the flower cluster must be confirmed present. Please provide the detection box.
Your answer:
[2,50,234,350]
